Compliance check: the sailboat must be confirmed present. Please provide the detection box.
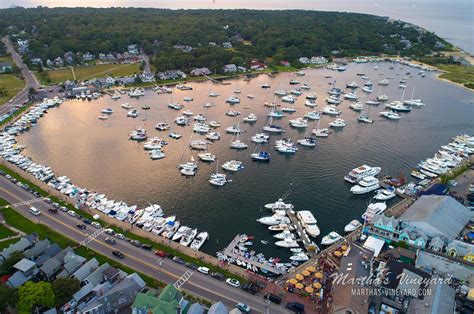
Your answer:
[230,125,248,149]
[312,117,329,137]
[251,143,271,161]
[209,160,227,186]
[403,85,425,107]
[263,113,284,133]
[297,124,317,147]
[358,96,374,123]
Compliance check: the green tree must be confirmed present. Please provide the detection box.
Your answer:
[18,281,55,312]
[0,251,23,275]
[52,277,80,307]
[0,284,18,312]
[229,56,244,66]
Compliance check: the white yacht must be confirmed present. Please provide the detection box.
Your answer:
[275,238,299,248]
[361,202,387,222]
[189,140,208,150]
[155,122,170,131]
[274,89,287,96]
[261,83,271,89]
[379,111,401,120]
[182,109,193,116]
[290,89,302,96]
[98,115,109,120]
[321,232,342,246]
[365,99,381,106]
[328,118,346,128]
[225,125,241,134]
[168,102,183,110]
[282,95,297,103]
[344,165,381,183]
[222,160,244,172]
[326,96,341,105]
[197,152,216,162]
[129,128,148,141]
[194,114,207,122]
[230,132,248,149]
[169,132,182,139]
[274,230,296,240]
[149,149,165,160]
[275,139,297,154]
[110,92,121,100]
[264,199,294,211]
[101,108,113,114]
[282,106,296,113]
[346,82,358,89]
[193,123,210,133]
[175,116,190,126]
[190,231,209,250]
[374,187,396,201]
[344,220,362,233]
[304,111,321,120]
[144,137,165,150]
[350,176,380,194]
[349,102,364,111]
[362,86,373,93]
[263,124,284,133]
[208,120,221,128]
[296,210,320,237]
[172,226,191,241]
[128,88,145,97]
[226,109,241,117]
[243,114,257,122]
[127,109,140,118]
[378,79,390,86]
[289,118,308,128]
[321,105,341,115]
[385,101,411,112]
[209,172,227,187]
[267,109,285,119]
[183,96,193,102]
[205,131,220,141]
[306,93,317,100]
[377,94,389,102]
[247,94,255,99]
[208,91,220,97]
[226,96,240,104]
[344,92,359,100]
[312,128,329,138]
[357,115,374,124]
[304,100,317,108]
[251,133,270,143]
[180,228,198,247]
[290,253,309,262]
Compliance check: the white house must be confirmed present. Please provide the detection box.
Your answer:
[223,64,237,73]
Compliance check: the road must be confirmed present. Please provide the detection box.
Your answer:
[1,36,41,116]
[0,175,288,313]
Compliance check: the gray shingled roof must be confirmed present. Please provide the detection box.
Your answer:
[13,258,36,272]
[72,258,99,281]
[208,302,229,314]
[23,239,51,259]
[82,262,110,286]
[0,237,31,260]
[7,271,28,288]
[400,195,472,240]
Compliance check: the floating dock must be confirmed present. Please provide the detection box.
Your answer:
[286,210,319,252]
[222,235,285,275]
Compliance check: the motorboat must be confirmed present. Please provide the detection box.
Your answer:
[243,114,257,122]
[225,125,241,134]
[264,199,293,211]
[350,102,364,111]
[141,104,150,110]
[208,120,221,128]
[175,116,190,126]
[261,83,271,89]
[190,231,209,250]
[194,114,207,122]
[290,89,302,96]
[321,105,341,115]
[362,86,373,93]
[128,88,146,97]
[300,83,311,90]
[344,165,381,183]
[263,124,284,133]
[297,210,320,237]
[326,96,341,105]
[203,102,212,108]
[297,137,317,147]
[101,108,113,114]
[168,102,183,110]
[306,93,317,100]
[385,101,411,112]
[222,160,244,172]
[344,220,362,233]
[378,79,390,86]
[374,187,396,201]
[234,88,241,94]
[361,202,387,222]
[172,226,191,241]
[230,137,248,149]
[365,99,381,106]
[205,131,220,141]
[161,220,180,239]
[183,96,193,102]
[275,138,298,154]
[189,140,208,150]
[149,149,165,160]
[197,152,216,162]
[399,84,407,89]
[180,228,198,247]
[144,137,166,150]
[209,172,227,186]
[289,79,299,85]
[98,114,109,120]
[127,109,140,118]
[274,89,287,96]
[346,82,358,89]
[180,166,196,176]
[275,238,299,248]
[289,118,308,128]
[328,118,346,128]
[129,128,148,141]
[110,92,121,100]
[226,96,240,104]
[176,84,193,91]
[290,253,309,262]
[155,122,171,131]
[268,224,294,232]
[208,91,220,97]
[282,106,297,113]
[379,111,401,120]
[404,99,425,107]
[328,87,342,96]
[182,109,193,116]
[377,94,389,102]
[357,115,374,123]
[304,111,320,120]
[411,170,426,180]
[312,128,329,137]
[226,109,241,117]
[251,133,270,143]
[251,147,271,161]
[350,176,380,194]
[193,123,210,133]
[321,232,342,246]
[343,92,359,100]
[169,132,182,139]
[267,109,285,118]
[364,81,373,87]
[304,100,317,108]
[282,95,297,103]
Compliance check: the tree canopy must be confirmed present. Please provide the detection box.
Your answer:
[18,281,55,312]
[52,277,80,307]
[0,251,24,275]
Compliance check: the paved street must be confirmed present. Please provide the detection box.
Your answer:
[1,36,41,116]
[0,175,288,313]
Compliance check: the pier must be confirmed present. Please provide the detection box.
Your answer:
[222,234,286,275]
[287,210,318,252]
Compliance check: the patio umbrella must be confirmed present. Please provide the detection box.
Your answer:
[341,245,348,251]
[313,282,322,289]
[306,266,316,272]
[288,278,298,285]
[295,283,304,289]
[315,272,323,279]
[295,274,304,280]
[302,270,310,276]
[305,286,314,293]
[334,251,342,257]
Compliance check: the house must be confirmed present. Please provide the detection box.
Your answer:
[105,76,115,86]
[173,45,193,53]
[310,56,328,64]
[381,260,431,299]
[78,273,146,314]
[299,57,310,64]
[106,53,116,62]
[187,303,205,314]
[46,59,54,68]
[209,42,217,46]
[71,258,99,282]
[128,44,140,55]
[208,301,229,314]
[222,42,233,49]
[368,214,401,243]
[157,70,186,80]
[132,284,187,313]
[82,262,110,286]
[249,60,266,71]
[0,61,13,73]
[31,58,43,67]
[64,52,75,65]
[399,228,428,248]
[332,244,373,314]
[416,250,474,281]
[190,67,211,76]
[56,251,86,278]
[35,243,61,266]
[223,64,237,73]
[17,39,29,54]
[408,276,456,314]
[280,61,291,67]
[446,240,474,262]
[23,239,51,260]
[0,234,36,262]
[82,52,95,62]
[102,266,120,283]
[98,53,106,61]
[428,236,445,252]
[386,247,416,264]
[40,247,74,280]
[237,66,247,72]
[54,57,64,67]
[139,72,155,83]
[399,195,472,241]
[6,258,38,288]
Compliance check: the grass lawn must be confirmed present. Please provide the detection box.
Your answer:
[0,57,25,106]
[0,224,15,239]
[0,238,19,250]
[43,63,142,84]
[437,64,474,90]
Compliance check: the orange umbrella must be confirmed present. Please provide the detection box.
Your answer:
[288,278,298,285]
[315,272,323,279]
[295,283,304,289]
[302,270,310,276]
[341,245,348,251]
[295,274,304,280]
[306,266,316,272]
[334,250,342,257]
[305,286,314,293]
[313,282,322,289]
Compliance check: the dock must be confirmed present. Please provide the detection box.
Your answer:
[287,210,318,252]
[204,75,230,85]
[222,235,285,275]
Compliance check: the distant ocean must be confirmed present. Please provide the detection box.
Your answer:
[2,0,472,52]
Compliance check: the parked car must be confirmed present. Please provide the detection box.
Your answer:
[211,272,225,281]
[286,301,305,313]
[112,250,124,259]
[172,256,185,265]
[83,218,92,224]
[264,293,282,305]
[197,267,209,275]
[67,210,76,217]
[236,303,251,313]
[114,233,125,240]
[141,244,152,251]
[91,222,101,229]
[104,228,115,235]
[154,250,167,258]
[29,207,40,216]
[226,278,240,288]
[76,224,86,230]
[59,206,68,212]
[43,197,52,203]
[130,240,142,247]
[105,237,116,245]
[48,207,58,214]
[241,283,258,295]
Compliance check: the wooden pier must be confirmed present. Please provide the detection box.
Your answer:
[287,210,318,253]
[223,235,285,275]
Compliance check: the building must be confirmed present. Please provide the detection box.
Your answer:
[132,285,184,313]
[446,240,474,262]
[223,64,237,73]
[157,70,186,80]
[399,195,472,242]
[249,60,266,71]
[222,42,232,49]
[416,250,474,281]
[82,52,95,62]
[332,244,373,314]
[0,61,13,73]
[208,301,229,314]
[368,214,401,243]
[128,44,140,55]
[407,276,456,314]
[0,234,36,262]
[17,39,29,54]
[190,67,211,76]
[279,61,291,67]
[6,258,39,288]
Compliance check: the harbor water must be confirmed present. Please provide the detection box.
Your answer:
[17,62,474,260]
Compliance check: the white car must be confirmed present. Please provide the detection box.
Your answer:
[197,267,209,275]
[104,228,115,235]
[114,233,125,240]
[29,207,40,216]
[67,210,76,217]
[226,278,240,288]
[91,222,101,229]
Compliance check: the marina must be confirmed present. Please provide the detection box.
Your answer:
[6,61,474,261]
